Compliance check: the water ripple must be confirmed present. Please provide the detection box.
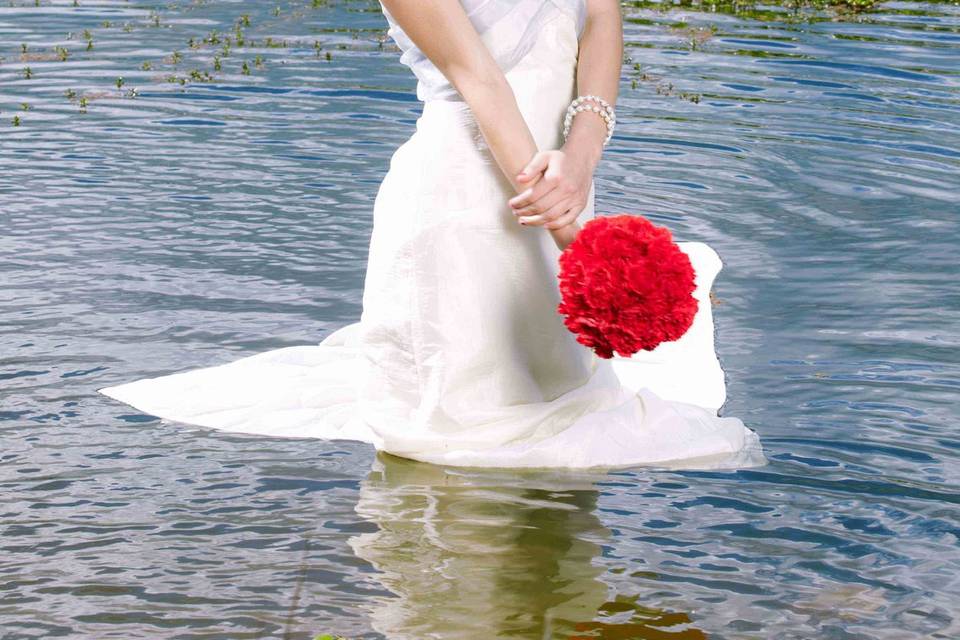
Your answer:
[2,0,959,638]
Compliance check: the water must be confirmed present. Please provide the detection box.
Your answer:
[1,0,958,637]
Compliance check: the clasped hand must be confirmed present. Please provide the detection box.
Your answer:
[508,148,595,230]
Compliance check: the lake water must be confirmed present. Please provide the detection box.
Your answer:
[2,0,959,638]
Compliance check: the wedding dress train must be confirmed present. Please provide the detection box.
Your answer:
[98,1,767,471]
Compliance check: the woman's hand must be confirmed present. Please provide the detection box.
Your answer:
[508,143,600,230]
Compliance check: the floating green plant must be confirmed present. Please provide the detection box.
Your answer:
[238,13,251,27]
[241,60,251,74]
[12,115,21,126]
[213,55,222,71]
[141,61,153,71]
[254,54,264,69]
[188,68,212,81]
[23,66,33,79]
[65,88,77,100]
[115,76,124,89]
[55,45,69,61]
[79,96,88,112]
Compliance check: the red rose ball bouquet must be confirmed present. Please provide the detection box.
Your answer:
[555,214,698,359]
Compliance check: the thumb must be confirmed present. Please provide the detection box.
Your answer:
[517,151,550,181]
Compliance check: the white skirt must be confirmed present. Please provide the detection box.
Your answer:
[99,12,767,471]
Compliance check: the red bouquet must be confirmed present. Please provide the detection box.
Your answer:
[555,214,698,359]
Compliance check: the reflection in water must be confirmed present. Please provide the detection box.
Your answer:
[4,0,959,635]
[349,453,708,639]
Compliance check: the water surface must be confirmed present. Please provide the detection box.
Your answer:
[2,0,959,638]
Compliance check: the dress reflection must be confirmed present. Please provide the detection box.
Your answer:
[348,452,708,639]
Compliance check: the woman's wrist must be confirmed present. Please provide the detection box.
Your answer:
[562,114,606,169]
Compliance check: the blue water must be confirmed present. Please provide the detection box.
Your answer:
[2,0,959,638]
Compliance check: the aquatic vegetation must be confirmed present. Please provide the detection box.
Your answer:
[624,0,896,21]
[670,24,716,50]
[5,0,914,133]
[188,68,213,81]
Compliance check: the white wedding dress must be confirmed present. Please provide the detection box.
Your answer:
[98,0,768,471]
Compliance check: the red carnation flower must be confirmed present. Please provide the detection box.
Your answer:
[556,214,698,359]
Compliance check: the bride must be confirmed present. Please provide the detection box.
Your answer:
[99,0,768,471]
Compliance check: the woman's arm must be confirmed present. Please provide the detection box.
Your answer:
[509,0,623,230]
[380,0,542,194]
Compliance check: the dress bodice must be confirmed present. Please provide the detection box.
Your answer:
[379,0,587,102]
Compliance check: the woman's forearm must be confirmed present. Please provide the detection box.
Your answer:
[563,0,623,167]
[379,0,540,195]
[457,74,540,194]
[471,1,624,193]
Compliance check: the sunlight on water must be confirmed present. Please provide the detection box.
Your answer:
[1,0,959,638]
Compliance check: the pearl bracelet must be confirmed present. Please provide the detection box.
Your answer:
[562,94,616,147]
